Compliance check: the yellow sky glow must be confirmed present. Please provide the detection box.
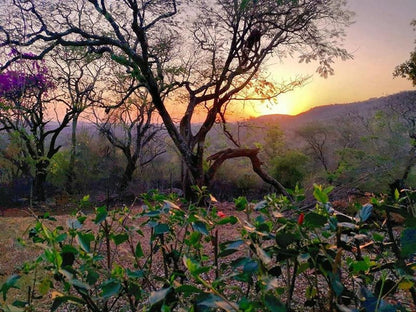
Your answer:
[242,0,416,117]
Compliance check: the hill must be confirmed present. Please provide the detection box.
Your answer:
[251,90,416,130]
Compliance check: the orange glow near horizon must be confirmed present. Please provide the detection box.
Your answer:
[243,94,300,117]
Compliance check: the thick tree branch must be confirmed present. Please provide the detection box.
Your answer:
[206,148,292,199]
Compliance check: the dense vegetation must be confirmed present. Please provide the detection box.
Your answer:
[2,91,416,205]
[1,186,415,311]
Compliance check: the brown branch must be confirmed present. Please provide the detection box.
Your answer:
[206,148,292,199]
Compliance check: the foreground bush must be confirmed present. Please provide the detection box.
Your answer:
[1,186,415,311]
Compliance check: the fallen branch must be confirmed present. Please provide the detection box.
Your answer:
[206,148,292,200]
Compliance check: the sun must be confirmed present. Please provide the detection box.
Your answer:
[246,94,296,117]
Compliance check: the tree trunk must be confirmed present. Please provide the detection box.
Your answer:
[120,160,136,192]
[33,161,49,201]
[181,160,206,203]
[66,116,78,194]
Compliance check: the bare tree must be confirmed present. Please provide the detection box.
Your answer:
[297,123,331,173]
[383,92,416,188]
[93,86,165,193]
[49,46,109,193]
[0,0,353,199]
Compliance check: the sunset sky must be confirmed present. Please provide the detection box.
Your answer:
[247,0,416,117]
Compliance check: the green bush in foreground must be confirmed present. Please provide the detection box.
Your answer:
[1,186,415,312]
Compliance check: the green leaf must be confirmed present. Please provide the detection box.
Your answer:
[304,212,327,228]
[313,185,329,203]
[111,233,128,245]
[276,233,299,248]
[149,287,171,306]
[235,196,248,211]
[94,206,108,224]
[359,204,373,222]
[127,269,144,278]
[401,227,416,257]
[51,295,86,312]
[77,232,94,253]
[329,272,344,297]
[44,248,62,267]
[394,188,400,201]
[0,274,20,300]
[100,279,121,298]
[372,232,384,242]
[38,278,52,295]
[135,241,144,258]
[218,249,239,258]
[154,223,169,235]
[56,233,67,243]
[224,240,244,250]
[216,216,238,225]
[193,221,209,235]
[183,256,209,275]
[144,210,161,217]
[264,294,286,312]
[12,300,28,308]
[243,260,258,273]
[186,231,202,246]
[351,256,373,273]
[86,269,99,285]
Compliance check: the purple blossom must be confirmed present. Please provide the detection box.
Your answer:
[0,58,54,101]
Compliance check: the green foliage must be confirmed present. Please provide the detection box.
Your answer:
[1,187,415,311]
[394,20,416,86]
[270,150,309,189]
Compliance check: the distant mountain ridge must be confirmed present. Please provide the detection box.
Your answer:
[252,90,416,129]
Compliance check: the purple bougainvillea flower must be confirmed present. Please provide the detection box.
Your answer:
[0,57,54,101]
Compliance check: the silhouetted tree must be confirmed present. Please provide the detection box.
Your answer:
[94,86,165,193]
[0,0,353,199]
[394,20,416,85]
[297,123,331,173]
[0,55,74,200]
[49,46,109,193]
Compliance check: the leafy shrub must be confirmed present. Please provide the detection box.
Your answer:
[1,186,415,311]
[270,150,309,189]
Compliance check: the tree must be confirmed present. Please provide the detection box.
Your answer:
[383,92,416,190]
[270,150,309,189]
[0,54,74,201]
[49,46,109,193]
[394,20,416,85]
[393,20,416,188]
[297,122,332,173]
[94,87,165,193]
[0,0,353,199]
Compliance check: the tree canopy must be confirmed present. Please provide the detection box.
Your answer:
[0,0,354,199]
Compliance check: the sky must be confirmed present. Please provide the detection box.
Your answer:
[247,0,416,116]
